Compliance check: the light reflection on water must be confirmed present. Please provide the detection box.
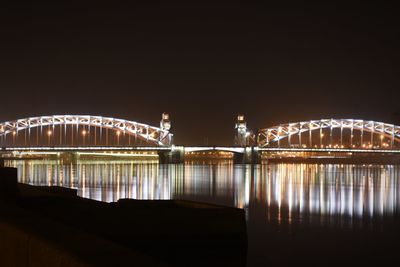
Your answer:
[8,160,400,226]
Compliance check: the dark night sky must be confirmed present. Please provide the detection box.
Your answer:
[1,2,400,145]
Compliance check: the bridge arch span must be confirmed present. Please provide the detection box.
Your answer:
[257,119,400,148]
[0,115,172,146]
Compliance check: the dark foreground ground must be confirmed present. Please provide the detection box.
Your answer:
[0,167,247,267]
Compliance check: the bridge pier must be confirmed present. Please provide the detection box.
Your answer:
[158,146,185,164]
[233,147,261,164]
[59,152,79,164]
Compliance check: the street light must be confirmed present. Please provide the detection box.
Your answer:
[277,127,281,147]
[116,130,121,145]
[12,131,16,145]
[82,130,87,146]
[47,130,52,146]
[320,133,324,147]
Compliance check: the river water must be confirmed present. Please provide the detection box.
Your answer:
[7,159,400,266]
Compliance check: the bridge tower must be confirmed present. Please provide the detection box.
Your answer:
[234,114,249,146]
[160,112,171,132]
[159,112,173,145]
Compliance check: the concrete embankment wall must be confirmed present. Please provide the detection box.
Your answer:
[0,201,165,267]
[0,167,247,267]
[0,167,166,267]
[0,220,89,267]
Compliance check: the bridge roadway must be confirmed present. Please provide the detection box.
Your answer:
[2,146,400,164]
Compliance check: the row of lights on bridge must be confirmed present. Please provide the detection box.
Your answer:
[263,126,392,149]
[11,129,124,145]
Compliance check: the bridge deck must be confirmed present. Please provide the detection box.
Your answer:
[1,146,172,152]
[257,147,400,154]
[2,146,400,154]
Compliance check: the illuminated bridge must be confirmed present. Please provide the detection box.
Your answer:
[0,114,179,163]
[1,114,400,164]
[0,114,173,147]
[257,119,400,149]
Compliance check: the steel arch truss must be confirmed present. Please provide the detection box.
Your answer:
[257,119,400,147]
[0,115,172,146]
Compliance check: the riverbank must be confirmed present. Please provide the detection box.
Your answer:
[0,167,247,267]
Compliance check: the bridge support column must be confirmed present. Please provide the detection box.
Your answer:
[233,147,261,164]
[158,146,185,164]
